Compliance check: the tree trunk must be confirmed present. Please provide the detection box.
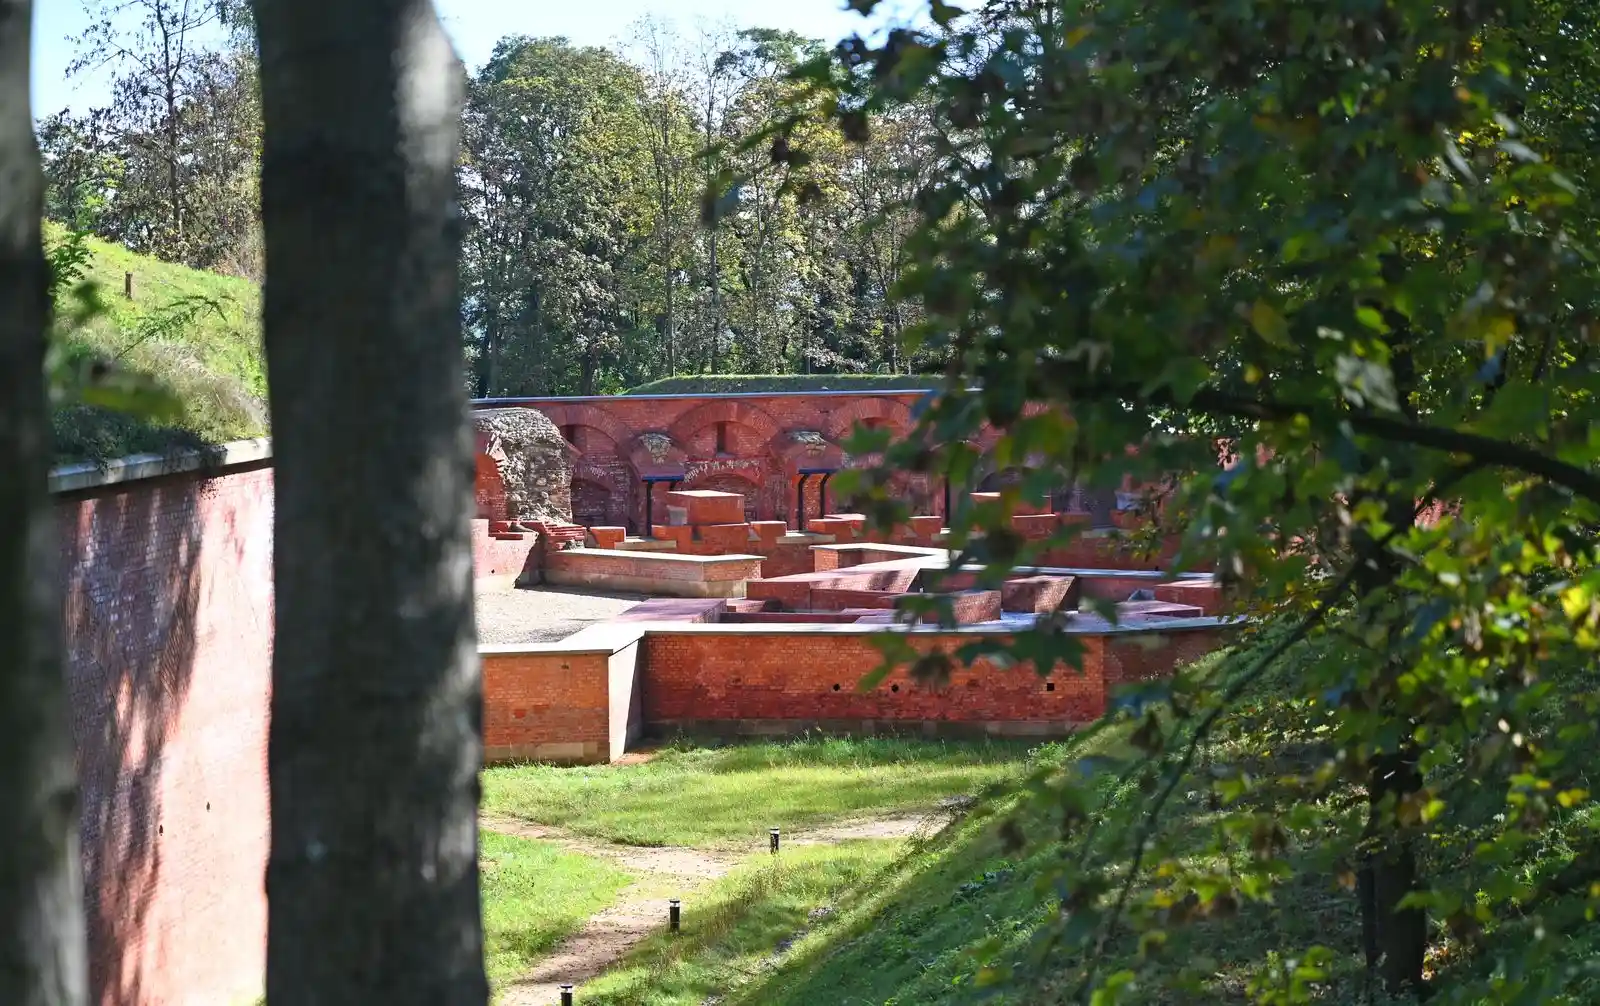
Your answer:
[0,2,90,1002]
[1365,751,1428,997]
[254,2,486,1003]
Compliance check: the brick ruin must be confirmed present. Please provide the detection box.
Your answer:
[469,393,1238,762]
[474,390,1130,532]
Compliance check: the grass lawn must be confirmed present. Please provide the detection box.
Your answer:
[480,831,632,994]
[44,223,268,462]
[577,840,906,1006]
[481,736,1048,848]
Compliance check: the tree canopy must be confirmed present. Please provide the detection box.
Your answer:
[780,0,1600,1000]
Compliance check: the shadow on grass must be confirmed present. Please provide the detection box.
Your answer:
[482,736,1050,848]
[481,831,633,992]
[577,840,907,1006]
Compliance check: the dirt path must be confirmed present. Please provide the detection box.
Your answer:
[482,808,953,1005]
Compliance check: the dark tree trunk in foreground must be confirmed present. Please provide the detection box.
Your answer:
[254,1,485,1002]
[0,2,90,1002]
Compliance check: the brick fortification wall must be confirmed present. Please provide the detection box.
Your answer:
[642,627,1225,733]
[59,460,274,1006]
[479,392,986,532]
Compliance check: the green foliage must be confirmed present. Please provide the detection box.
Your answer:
[761,0,1600,1000]
[54,0,261,274]
[480,736,1039,847]
[623,372,937,395]
[479,830,632,994]
[43,222,266,464]
[458,26,942,397]
[577,841,904,1006]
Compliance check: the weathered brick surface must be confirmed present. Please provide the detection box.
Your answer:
[916,589,1003,625]
[472,519,538,584]
[1103,629,1226,688]
[488,393,969,532]
[666,490,745,526]
[1154,580,1226,614]
[642,631,1106,724]
[59,462,274,1006]
[698,523,756,554]
[1002,575,1077,613]
[811,588,903,610]
[482,651,611,762]
[589,526,626,549]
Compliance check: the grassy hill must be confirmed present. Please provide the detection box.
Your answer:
[46,223,267,465]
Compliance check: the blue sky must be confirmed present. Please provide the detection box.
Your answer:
[31,0,924,119]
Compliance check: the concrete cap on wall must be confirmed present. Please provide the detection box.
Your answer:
[49,437,273,495]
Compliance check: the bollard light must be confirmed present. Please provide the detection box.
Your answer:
[560,984,574,1006]
[770,827,781,854]
[669,898,681,933]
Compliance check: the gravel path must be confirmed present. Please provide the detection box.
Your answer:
[482,808,950,1006]
[475,585,646,645]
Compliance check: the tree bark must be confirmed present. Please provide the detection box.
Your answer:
[253,1,485,1003]
[0,2,91,1002]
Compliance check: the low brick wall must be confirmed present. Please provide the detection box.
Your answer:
[481,640,644,764]
[471,518,538,588]
[640,624,1228,731]
[544,548,764,598]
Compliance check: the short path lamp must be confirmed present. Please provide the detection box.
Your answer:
[669,898,682,933]
[770,827,781,854]
[560,984,574,1006]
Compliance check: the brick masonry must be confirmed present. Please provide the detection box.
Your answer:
[479,392,976,532]
[59,461,274,1006]
[481,618,1232,761]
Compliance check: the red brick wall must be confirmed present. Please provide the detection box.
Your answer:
[471,520,538,584]
[642,631,1108,724]
[489,393,962,532]
[481,651,611,762]
[59,462,274,1006]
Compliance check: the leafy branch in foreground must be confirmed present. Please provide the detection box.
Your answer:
[759,0,1600,1001]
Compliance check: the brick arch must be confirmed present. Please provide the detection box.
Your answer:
[824,396,913,442]
[570,460,632,529]
[769,431,847,479]
[570,475,613,529]
[624,433,688,476]
[668,399,783,449]
[536,402,635,452]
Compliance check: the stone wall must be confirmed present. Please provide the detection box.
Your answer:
[473,407,575,523]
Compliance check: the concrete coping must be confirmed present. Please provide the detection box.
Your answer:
[476,615,1241,657]
[623,615,1240,636]
[556,547,765,566]
[478,642,626,657]
[481,620,652,657]
[613,538,680,552]
[775,533,836,545]
[473,388,948,405]
[944,564,1214,581]
[810,542,949,559]
[50,437,272,494]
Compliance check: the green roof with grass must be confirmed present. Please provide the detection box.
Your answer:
[46,223,267,465]
[624,374,938,396]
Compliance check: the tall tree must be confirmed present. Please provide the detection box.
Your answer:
[66,0,261,272]
[459,37,657,396]
[0,0,89,1002]
[807,0,1600,999]
[253,0,486,1002]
